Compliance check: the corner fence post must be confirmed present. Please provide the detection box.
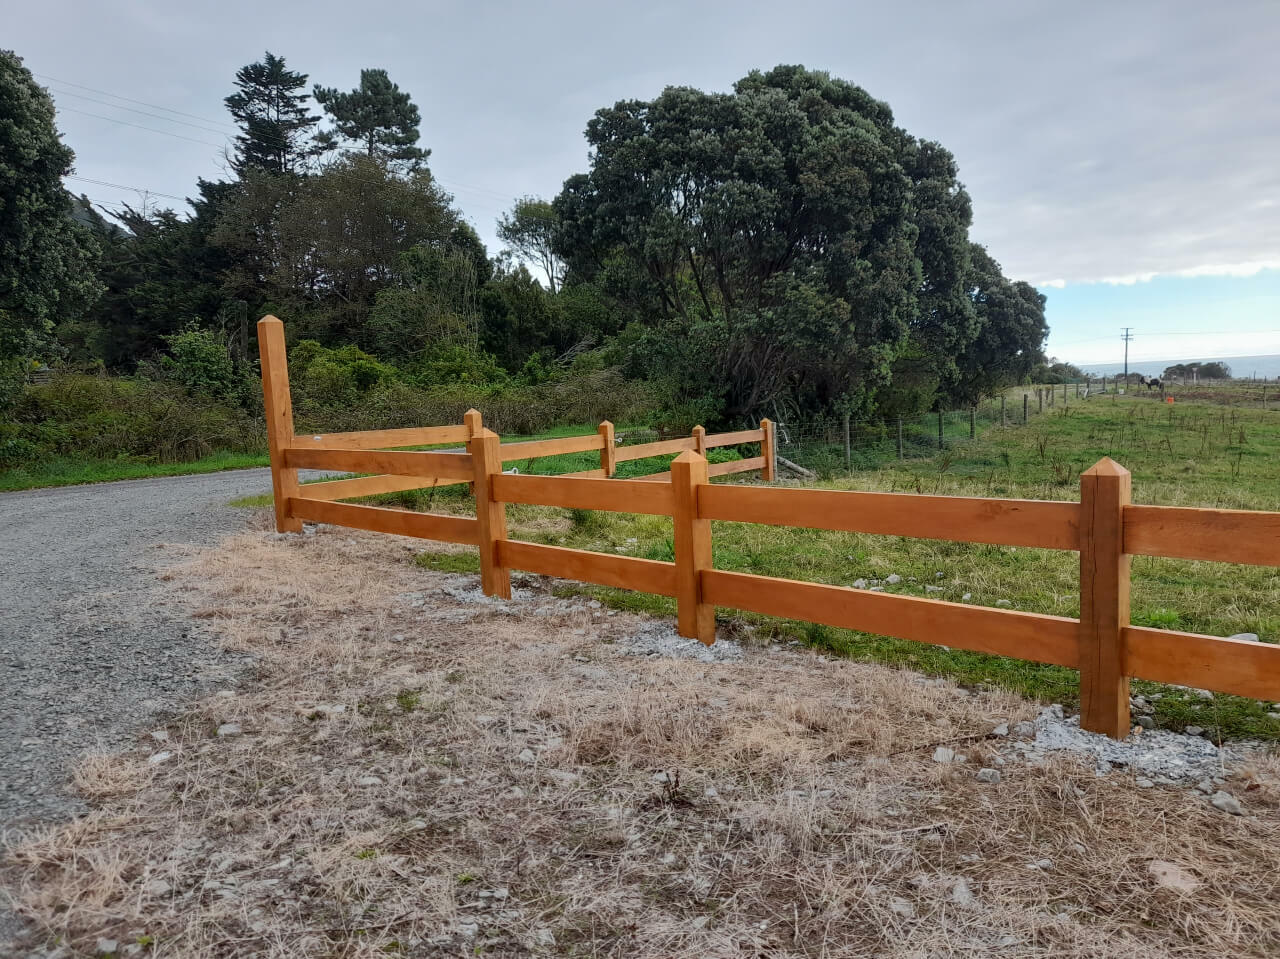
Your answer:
[692,424,706,455]
[598,420,616,477]
[672,451,715,644]
[1078,457,1132,738]
[760,418,776,481]
[464,408,483,438]
[469,428,511,599]
[257,315,301,533]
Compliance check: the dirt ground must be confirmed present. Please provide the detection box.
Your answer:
[4,519,1279,957]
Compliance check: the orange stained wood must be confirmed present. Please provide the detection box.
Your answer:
[287,497,479,545]
[1124,626,1280,700]
[702,428,764,448]
[614,436,699,461]
[701,569,1080,668]
[598,420,617,477]
[498,540,677,596]
[560,467,607,478]
[284,446,474,480]
[295,474,464,502]
[464,408,483,437]
[492,473,675,515]
[257,316,301,533]
[1078,457,1132,738]
[499,433,605,461]
[292,424,470,449]
[698,484,1080,550]
[1125,504,1280,566]
[760,418,776,481]
[470,428,511,599]
[708,456,765,477]
[672,452,716,644]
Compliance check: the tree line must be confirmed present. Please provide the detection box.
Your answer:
[1,49,1049,435]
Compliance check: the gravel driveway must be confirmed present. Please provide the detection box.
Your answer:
[0,469,335,827]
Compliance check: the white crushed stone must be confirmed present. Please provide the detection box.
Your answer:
[1006,705,1236,782]
[613,622,744,662]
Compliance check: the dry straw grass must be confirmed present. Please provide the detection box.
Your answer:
[4,522,1279,957]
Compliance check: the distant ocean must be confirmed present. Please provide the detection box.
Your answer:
[1076,354,1280,380]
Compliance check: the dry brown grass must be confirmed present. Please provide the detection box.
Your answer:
[4,520,1280,957]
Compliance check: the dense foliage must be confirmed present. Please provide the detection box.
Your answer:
[1,54,1052,470]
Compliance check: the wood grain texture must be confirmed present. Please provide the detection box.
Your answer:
[698,485,1080,550]
[707,456,765,477]
[702,569,1080,668]
[499,433,605,462]
[498,540,677,596]
[598,421,616,477]
[614,437,699,462]
[1078,457,1131,738]
[284,446,473,480]
[470,429,511,598]
[1125,504,1280,566]
[257,316,301,533]
[296,474,464,501]
[492,474,675,515]
[287,497,479,545]
[292,424,470,449]
[702,428,764,448]
[761,419,776,481]
[673,452,715,644]
[1124,626,1280,700]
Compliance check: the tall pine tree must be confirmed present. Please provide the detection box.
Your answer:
[225,52,320,175]
[313,69,429,169]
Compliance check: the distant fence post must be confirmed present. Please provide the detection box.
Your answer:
[897,417,904,460]
[692,424,706,455]
[1038,389,1044,413]
[598,420,616,477]
[971,406,978,438]
[1023,392,1029,424]
[470,428,511,599]
[1078,457,1132,738]
[760,418,776,481]
[257,316,302,534]
[937,410,944,449]
[998,396,1005,428]
[672,451,715,644]
[843,411,852,471]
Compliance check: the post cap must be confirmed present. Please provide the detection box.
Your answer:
[1082,456,1130,477]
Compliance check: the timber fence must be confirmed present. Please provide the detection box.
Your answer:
[259,316,1280,740]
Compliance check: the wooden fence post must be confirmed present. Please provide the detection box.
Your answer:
[672,450,715,644]
[897,417,904,460]
[469,428,511,599]
[1023,393,1029,424]
[843,411,851,471]
[464,408,483,438]
[692,424,706,455]
[937,410,944,449]
[598,420,616,477]
[257,316,301,534]
[760,418,776,481]
[1039,389,1044,413]
[1078,457,1132,738]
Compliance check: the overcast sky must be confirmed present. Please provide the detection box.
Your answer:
[8,0,1279,364]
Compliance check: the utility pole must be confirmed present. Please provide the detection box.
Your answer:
[1122,328,1134,388]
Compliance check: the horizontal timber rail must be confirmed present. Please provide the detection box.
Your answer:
[258,315,1280,741]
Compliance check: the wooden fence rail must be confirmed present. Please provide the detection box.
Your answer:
[259,316,1280,739]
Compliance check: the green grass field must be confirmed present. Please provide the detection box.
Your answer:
[403,393,1280,740]
[0,450,271,492]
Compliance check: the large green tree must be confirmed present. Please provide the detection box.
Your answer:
[497,197,561,293]
[313,69,429,169]
[225,51,321,175]
[553,65,978,421]
[0,50,100,362]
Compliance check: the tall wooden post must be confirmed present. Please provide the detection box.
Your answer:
[1078,457,1132,738]
[937,410,944,449]
[897,417,904,460]
[257,316,301,533]
[997,396,1004,428]
[692,425,706,455]
[843,411,851,471]
[1023,393,1029,424]
[672,451,715,644]
[598,420,616,477]
[760,418,776,481]
[1038,389,1044,413]
[469,428,511,599]
[464,408,483,438]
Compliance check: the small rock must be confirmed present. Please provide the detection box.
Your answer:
[518,748,536,764]
[142,877,171,896]
[703,786,718,798]
[149,730,168,742]
[1027,858,1053,870]
[1148,859,1200,893]
[990,723,1009,737]
[96,940,119,956]
[1012,720,1036,739]
[1229,632,1260,643]
[869,586,885,592]
[690,916,710,930]
[1210,791,1243,815]
[995,599,1013,607]
[459,921,479,938]
[852,578,868,589]
[1195,689,1214,700]
[976,768,1001,784]
[1195,779,1215,795]
[1136,716,1155,730]
[1135,777,1154,788]
[357,775,383,786]
[888,897,915,918]
[886,574,902,585]
[405,819,428,831]
[935,571,945,579]
[652,771,670,783]
[961,593,972,601]
[1184,725,1204,737]
[147,751,172,765]
[932,746,956,763]
[216,723,242,737]
[951,878,975,906]
[925,585,943,593]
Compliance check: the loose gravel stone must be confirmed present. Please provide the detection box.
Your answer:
[614,622,743,662]
[1209,791,1243,815]
[976,768,1001,784]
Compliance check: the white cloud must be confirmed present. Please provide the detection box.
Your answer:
[1037,278,1066,289]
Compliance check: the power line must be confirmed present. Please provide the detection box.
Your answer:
[65,175,189,204]
[59,105,229,149]
[47,86,235,138]
[34,71,237,130]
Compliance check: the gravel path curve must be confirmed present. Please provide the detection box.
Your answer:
[0,469,338,825]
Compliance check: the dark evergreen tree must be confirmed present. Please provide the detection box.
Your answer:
[224,52,321,175]
[313,69,429,169]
